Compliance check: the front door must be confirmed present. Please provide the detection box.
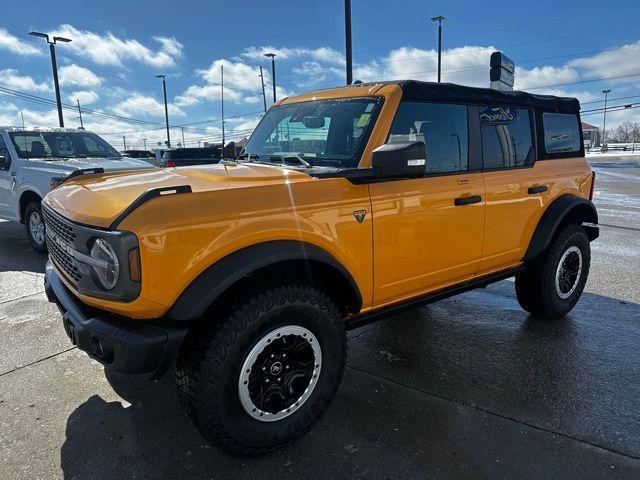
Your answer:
[370,101,486,308]
[0,133,15,219]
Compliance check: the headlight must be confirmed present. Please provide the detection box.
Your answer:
[90,238,120,290]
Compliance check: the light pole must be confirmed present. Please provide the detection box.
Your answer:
[602,89,611,148]
[142,138,147,150]
[29,31,71,127]
[76,99,84,129]
[345,0,353,85]
[430,16,445,83]
[221,64,225,150]
[264,53,276,103]
[156,74,171,148]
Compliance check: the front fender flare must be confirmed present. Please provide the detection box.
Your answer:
[166,240,362,321]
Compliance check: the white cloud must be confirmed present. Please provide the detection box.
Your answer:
[0,29,41,56]
[242,46,345,65]
[0,69,50,92]
[51,24,184,68]
[112,94,185,118]
[514,65,580,90]
[58,64,103,87]
[292,61,343,87]
[568,41,640,80]
[68,90,99,105]
[176,59,264,107]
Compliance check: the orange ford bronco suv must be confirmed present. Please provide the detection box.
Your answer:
[43,81,598,455]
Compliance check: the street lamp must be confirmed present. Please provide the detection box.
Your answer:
[430,16,445,83]
[264,53,276,103]
[156,74,171,148]
[29,31,71,127]
[602,89,611,148]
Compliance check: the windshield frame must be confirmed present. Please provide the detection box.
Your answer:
[241,96,384,170]
[8,130,122,160]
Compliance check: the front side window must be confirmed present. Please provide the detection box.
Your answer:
[9,131,121,159]
[543,113,581,153]
[0,134,9,170]
[242,98,382,169]
[388,102,469,174]
[480,106,534,168]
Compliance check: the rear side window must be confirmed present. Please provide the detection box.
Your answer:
[480,106,534,169]
[388,102,469,174]
[543,113,580,153]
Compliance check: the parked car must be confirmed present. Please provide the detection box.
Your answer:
[0,127,155,252]
[160,147,222,167]
[122,149,156,160]
[43,81,598,455]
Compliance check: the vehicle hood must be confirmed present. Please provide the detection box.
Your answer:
[26,156,154,176]
[43,162,314,228]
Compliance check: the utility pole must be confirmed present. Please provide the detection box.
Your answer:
[345,0,353,84]
[181,127,186,147]
[264,53,276,103]
[76,99,84,128]
[156,74,171,147]
[602,89,611,148]
[20,109,25,128]
[29,32,71,128]
[430,16,445,83]
[221,64,225,150]
[123,135,127,150]
[142,138,147,150]
[259,66,267,112]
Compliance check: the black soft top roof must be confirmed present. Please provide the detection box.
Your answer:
[366,80,580,113]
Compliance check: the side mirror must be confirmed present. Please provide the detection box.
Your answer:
[371,141,426,178]
[0,155,9,170]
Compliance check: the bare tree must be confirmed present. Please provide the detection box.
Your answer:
[612,121,640,143]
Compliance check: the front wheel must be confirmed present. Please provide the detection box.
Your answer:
[515,223,590,319]
[24,201,47,253]
[175,285,346,456]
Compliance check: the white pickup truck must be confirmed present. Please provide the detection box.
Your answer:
[0,127,154,252]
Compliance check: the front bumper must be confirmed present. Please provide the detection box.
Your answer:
[44,261,187,377]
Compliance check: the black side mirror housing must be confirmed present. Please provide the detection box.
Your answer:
[0,155,9,170]
[371,141,426,178]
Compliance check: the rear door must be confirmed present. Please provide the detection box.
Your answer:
[478,105,546,273]
[370,101,486,307]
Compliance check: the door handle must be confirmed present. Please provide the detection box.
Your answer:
[454,195,482,206]
[528,185,548,194]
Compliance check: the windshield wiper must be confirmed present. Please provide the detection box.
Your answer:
[268,155,313,168]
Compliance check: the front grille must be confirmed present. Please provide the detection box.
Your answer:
[42,206,81,284]
[42,207,76,245]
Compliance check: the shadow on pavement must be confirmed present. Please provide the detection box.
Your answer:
[0,220,46,274]
[59,283,640,479]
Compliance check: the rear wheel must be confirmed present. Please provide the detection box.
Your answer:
[175,285,346,456]
[25,201,47,253]
[515,223,590,319]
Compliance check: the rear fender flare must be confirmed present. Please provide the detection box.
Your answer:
[523,194,598,263]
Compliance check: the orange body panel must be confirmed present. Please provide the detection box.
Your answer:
[43,83,594,320]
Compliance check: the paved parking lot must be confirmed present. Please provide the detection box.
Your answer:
[1,155,639,479]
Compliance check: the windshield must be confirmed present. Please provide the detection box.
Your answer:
[8,131,121,159]
[241,97,382,169]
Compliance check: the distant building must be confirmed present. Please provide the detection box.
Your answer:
[582,122,600,148]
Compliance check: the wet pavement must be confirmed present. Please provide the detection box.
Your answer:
[1,155,639,479]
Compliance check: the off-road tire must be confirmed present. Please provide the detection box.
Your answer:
[24,201,47,253]
[175,285,346,456]
[515,223,590,319]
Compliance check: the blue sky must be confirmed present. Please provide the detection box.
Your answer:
[1,0,639,148]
